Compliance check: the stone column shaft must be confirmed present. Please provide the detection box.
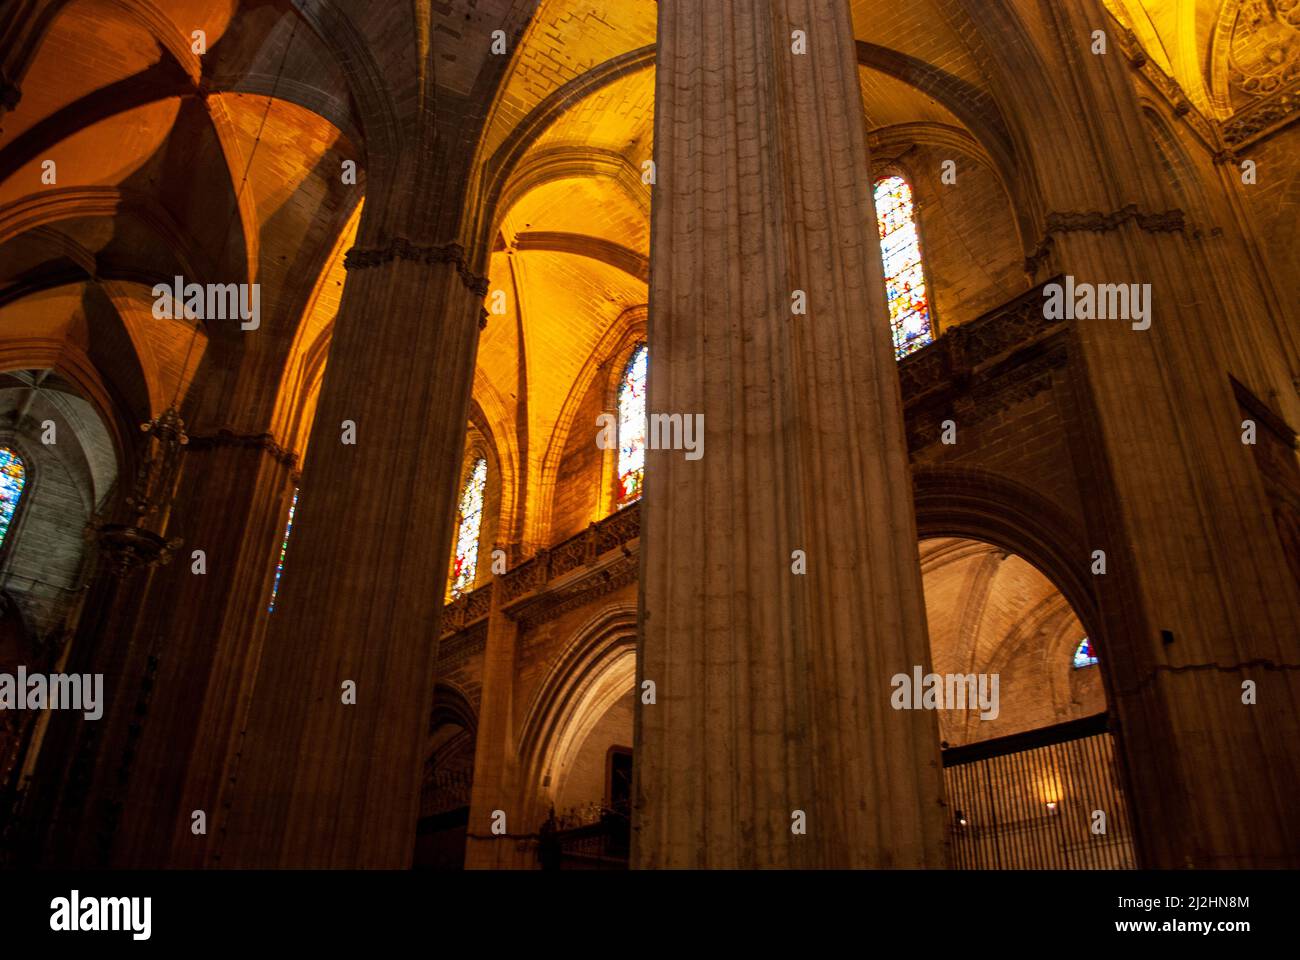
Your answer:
[464,584,526,868]
[1040,0,1300,866]
[136,445,295,868]
[216,250,483,868]
[22,426,297,867]
[635,0,946,869]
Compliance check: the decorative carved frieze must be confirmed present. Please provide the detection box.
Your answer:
[343,237,490,297]
[1223,83,1300,146]
[898,279,1070,455]
[440,503,642,650]
[464,583,492,623]
[185,430,297,470]
[516,554,639,637]
[439,582,493,638]
[436,621,488,667]
[1025,206,1184,275]
[547,531,593,581]
[497,503,640,605]
[500,553,547,603]
[440,598,466,635]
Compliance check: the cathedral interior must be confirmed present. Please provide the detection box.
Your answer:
[0,0,1297,871]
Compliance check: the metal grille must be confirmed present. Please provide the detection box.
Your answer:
[421,766,473,819]
[538,808,630,870]
[943,713,1136,869]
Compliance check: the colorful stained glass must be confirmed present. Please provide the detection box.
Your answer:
[268,487,298,613]
[449,457,487,599]
[1073,636,1099,669]
[873,176,934,359]
[0,446,26,550]
[616,343,647,507]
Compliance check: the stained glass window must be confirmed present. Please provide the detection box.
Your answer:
[873,175,934,359]
[0,446,27,550]
[267,487,298,613]
[449,457,487,600]
[1073,636,1099,669]
[616,343,647,508]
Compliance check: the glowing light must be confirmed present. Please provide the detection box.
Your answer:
[616,344,647,507]
[268,487,298,613]
[1040,771,1062,808]
[1073,636,1099,669]
[873,176,934,359]
[449,458,487,599]
[0,446,26,550]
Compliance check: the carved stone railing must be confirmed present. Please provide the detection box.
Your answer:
[501,503,640,605]
[420,766,474,819]
[897,278,1069,452]
[439,580,494,637]
[1222,81,1300,148]
[440,501,641,640]
[439,282,1063,641]
[536,804,631,870]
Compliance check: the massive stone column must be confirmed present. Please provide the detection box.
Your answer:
[20,340,321,870]
[128,438,297,869]
[463,582,526,869]
[1008,0,1300,867]
[214,238,485,867]
[18,340,300,869]
[634,0,947,868]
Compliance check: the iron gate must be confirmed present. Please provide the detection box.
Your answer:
[943,713,1136,869]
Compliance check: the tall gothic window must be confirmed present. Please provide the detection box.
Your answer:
[616,343,648,508]
[1073,636,1099,669]
[268,487,299,613]
[873,175,934,358]
[449,457,488,600]
[0,446,27,551]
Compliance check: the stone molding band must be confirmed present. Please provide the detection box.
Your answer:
[343,237,491,297]
[1025,204,1185,274]
[186,430,298,470]
[1223,86,1300,147]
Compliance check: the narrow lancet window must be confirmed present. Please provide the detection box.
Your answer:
[873,175,934,358]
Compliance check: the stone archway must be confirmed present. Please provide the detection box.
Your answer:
[416,683,479,870]
[916,527,1135,868]
[516,605,635,811]
[913,465,1100,648]
[514,603,636,860]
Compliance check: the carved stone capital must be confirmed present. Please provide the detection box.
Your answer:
[343,237,491,297]
[1025,204,1185,274]
[185,430,298,470]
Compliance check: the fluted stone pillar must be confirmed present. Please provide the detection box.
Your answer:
[131,441,296,869]
[22,372,302,869]
[634,0,947,869]
[464,582,526,869]
[1024,0,1300,867]
[18,544,151,868]
[215,245,484,867]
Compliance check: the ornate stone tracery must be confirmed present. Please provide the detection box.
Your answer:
[1229,0,1300,98]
